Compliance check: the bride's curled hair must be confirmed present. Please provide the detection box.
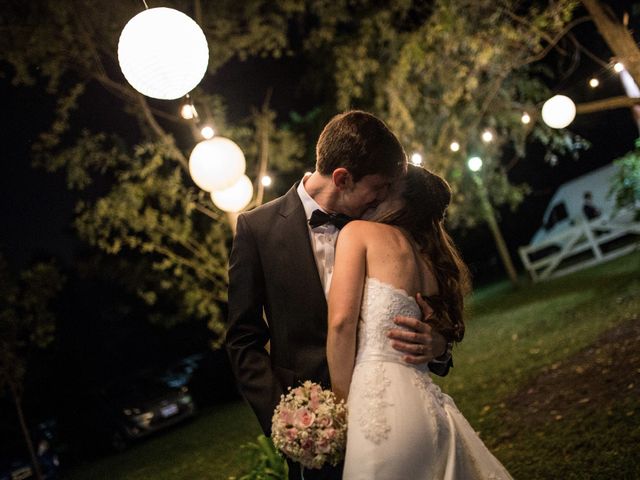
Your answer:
[377,165,471,343]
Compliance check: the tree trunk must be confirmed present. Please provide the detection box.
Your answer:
[582,0,640,86]
[474,176,520,286]
[9,381,44,480]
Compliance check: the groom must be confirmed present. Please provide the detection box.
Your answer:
[226,111,452,479]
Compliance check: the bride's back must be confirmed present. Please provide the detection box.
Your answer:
[359,221,438,298]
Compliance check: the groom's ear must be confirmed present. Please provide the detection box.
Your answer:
[333,168,354,191]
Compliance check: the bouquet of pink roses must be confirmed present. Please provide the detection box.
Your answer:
[271,381,347,470]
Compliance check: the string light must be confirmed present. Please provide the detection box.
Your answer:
[468,156,483,172]
[410,153,423,165]
[450,141,460,152]
[261,175,272,187]
[521,112,531,124]
[589,78,600,88]
[201,126,215,139]
[481,130,494,143]
[613,62,624,73]
[181,104,197,119]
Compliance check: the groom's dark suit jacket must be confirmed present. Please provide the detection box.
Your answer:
[225,183,451,478]
[226,184,331,435]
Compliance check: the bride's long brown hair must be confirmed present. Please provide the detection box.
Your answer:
[376,166,471,343]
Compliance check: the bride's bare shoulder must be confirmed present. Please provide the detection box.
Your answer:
[340,221,402,242]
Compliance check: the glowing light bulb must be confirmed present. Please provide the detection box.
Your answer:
[589,78,600,88]
[261,175,272,187]
[201,126,215,139]
[410,153,423,165]
[181,104,194,119]
[450,141,460,152]
[614,62,624,73]
[521,112,531,124]
[468,156,483,172]
[481,130,493,143]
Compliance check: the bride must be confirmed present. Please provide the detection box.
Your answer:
[326,165,512,479]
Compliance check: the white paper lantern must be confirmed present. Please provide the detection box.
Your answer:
[189,137,246,192]
[211,175,254,212]
[118,7,209,100]
[541,95,576,129]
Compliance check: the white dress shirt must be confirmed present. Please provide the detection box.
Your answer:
[297,176,339,298]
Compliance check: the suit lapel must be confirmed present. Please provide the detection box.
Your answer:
[276,185,326,309]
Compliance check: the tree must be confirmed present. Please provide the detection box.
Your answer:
[609,138,640,220]
[1,1,305,345]
[0,256,64,480]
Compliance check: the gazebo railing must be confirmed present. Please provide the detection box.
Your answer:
[518,215,640,282]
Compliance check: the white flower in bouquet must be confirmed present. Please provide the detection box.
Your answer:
[271,381,347,470]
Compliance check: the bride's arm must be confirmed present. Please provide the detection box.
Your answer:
[327,223,367,402]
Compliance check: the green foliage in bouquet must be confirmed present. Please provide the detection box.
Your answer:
[609,138,640,220]
[230,434,289,480]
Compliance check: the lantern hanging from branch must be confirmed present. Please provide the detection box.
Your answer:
[541,95,576,129]
[211,175,254,212]
[118,7,209,100]
[189,137,246,192]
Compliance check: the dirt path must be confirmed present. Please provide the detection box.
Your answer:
[501,316,640,428]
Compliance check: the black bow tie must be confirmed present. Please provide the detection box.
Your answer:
[308,209,353,230]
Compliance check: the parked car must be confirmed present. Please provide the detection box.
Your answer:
[69,375,196,452]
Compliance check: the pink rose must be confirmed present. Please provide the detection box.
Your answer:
[316,436,332,454]
[322,428,336,441]
[294,408,316,429]
[286,427,298,441]
[316,415,333,428]
[278,408,294,426]
[301,437,314,451]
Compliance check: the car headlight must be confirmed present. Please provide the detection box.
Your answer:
[133,412,154,426]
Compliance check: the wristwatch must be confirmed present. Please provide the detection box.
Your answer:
[431,341,453,364]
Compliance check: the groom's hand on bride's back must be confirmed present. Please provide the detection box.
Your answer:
[387,294,447,365]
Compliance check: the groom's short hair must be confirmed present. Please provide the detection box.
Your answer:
[315,111,407,182]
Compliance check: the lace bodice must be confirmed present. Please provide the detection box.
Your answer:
[355,277,422,366]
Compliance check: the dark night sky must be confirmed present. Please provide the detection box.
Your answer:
[1,2,639,280]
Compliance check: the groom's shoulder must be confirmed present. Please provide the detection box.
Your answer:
[240,185,297,225]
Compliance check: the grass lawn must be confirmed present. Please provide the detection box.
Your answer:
[64,251,640,479]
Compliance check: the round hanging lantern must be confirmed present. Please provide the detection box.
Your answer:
[118,7,209,100]
[189,137,246,192]
[211,175,254,212]
[541,95,576,129]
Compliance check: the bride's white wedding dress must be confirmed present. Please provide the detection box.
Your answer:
[343,277,512,479]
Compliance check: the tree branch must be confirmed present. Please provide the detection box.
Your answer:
[515,16,592,67]
[576,95,640,114]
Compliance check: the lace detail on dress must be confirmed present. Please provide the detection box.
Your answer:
[412,370,448,408]
[357,277,420,363]
[354,362,392,444]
